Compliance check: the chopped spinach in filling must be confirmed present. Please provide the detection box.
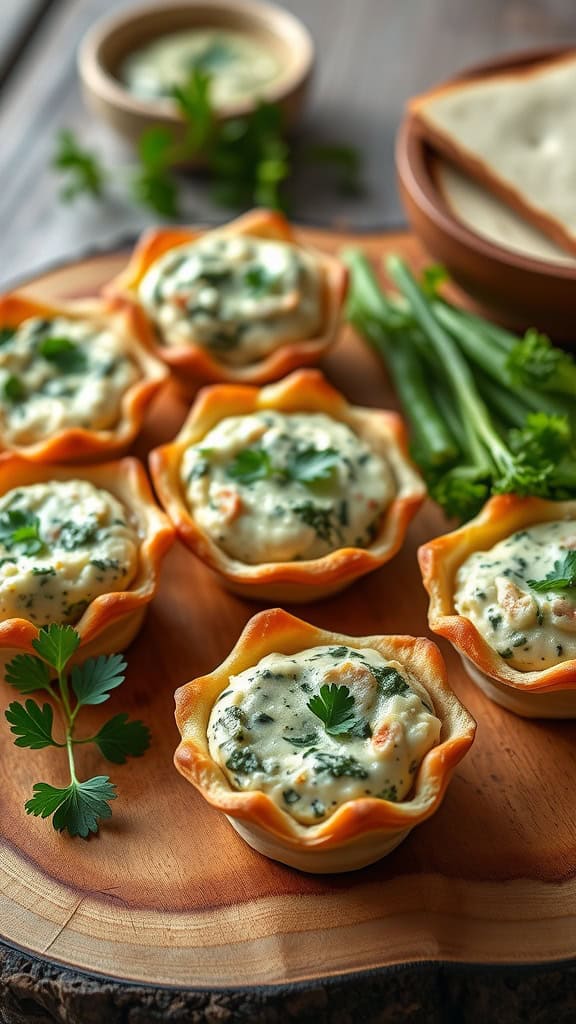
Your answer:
[208,645,441,826]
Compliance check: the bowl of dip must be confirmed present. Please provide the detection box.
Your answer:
[79,0,315,148]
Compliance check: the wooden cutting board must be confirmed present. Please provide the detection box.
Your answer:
[1,229,575,1020]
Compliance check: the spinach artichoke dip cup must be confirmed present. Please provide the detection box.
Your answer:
[174,609,476,873]
[0,456,174,660]
[149,368,425,602]
[105,208,347,392]
[0,291,167,461]
[419,494,576,718]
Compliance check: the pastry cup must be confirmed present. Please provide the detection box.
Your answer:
[419,494,576,718]
[0,293,168,461]
[149,368,426,602]
[174,608,476,873]
[105,208,347,391]
[0,455,174,661]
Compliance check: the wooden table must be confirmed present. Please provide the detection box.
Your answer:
[1,3,576,1022]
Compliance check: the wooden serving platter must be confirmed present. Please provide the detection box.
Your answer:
[1,229,576,1020]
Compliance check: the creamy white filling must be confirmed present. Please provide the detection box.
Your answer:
[121,29,282,110]
[0,316,140,446]
[0,480,139,624]
[454,520,576,671]
[138,235,322,364]
[181,411,394,563]
[208,645,441,825]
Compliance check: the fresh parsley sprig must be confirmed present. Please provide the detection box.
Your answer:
[53,70,362,217]
[307,683,369,738]
[528,550,576,594]
[4,624,150,837]
[225,445,339,488]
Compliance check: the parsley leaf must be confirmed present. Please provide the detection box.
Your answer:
[4,624,150,839]
[5,700,56,749]
[25,777,116,838]
[32,623,80,672]
[131,126,180,218]
[288,447,339,486]
[226,447,271,485]
[528,550,576,593]
[93,713,150,764]
[52,129,106,201]
[173,67,214,152]
[71,653,127,706]
[38,336,87,373]
[4,654,52,694]
[307,684,358,736]
[0,510,45,556]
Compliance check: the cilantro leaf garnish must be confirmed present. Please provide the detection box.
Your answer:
[93,713,150,764]
[528,550,576,593]
[225,444,340,490]
[288,447,339,486]
[4,654,52,694]
[38,335,87,373]
[132,126,180,218]
[25,777,116,838]
[52,129,106,201]
[52,71,361,218]
[0,509,45,556]
[226,447,271,485]
[4,624,149,837]
[32,623,80,672]
[307,684,359,736]
[71,653,127,706]
[5,700,57,749]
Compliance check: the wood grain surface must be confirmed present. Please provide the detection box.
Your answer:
[0,228,575,1005]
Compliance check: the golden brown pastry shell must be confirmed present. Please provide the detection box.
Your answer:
[0,455,174,660]
[105,208,347,391]
[418,494,576,717]
[149,368,426,602]
[174,607,476,872]
[0,292,168,461]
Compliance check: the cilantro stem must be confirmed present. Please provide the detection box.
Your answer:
[65,726,78,785]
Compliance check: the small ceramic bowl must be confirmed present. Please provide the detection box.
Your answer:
[0,292,168,461]
[174,608,476,873]
[396,46,576,342]
[418,494,576,719]
[79,0,314,148]
[0,456,174,661]
[149,368,425,602]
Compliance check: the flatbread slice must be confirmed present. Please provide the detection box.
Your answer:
[410,53,576,256]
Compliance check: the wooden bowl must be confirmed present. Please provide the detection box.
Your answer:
[396,46,576,342]
[78,0,314,147]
